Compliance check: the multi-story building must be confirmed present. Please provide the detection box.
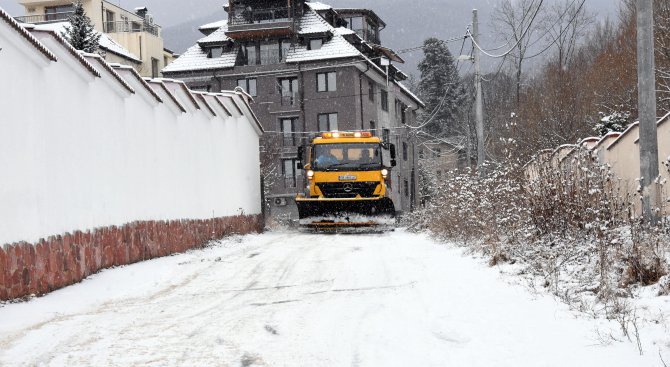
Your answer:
[162,0,424,221]
[16,0,176,77]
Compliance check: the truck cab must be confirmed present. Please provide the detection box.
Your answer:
[295,131,397,229]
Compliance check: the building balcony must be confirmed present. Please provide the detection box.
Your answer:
[15,11,73,24]
[226,7,294,39]
[103,21,159,37]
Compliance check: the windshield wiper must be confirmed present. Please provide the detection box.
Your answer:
[323,163,352,171]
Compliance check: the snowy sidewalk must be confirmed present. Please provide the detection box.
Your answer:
[0,231,666,366]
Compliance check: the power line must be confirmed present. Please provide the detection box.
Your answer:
[468,0,545,59]
[396,35,469,55]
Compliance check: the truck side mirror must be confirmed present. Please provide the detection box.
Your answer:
[297,146,304,167]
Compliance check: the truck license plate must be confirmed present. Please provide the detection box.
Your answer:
[338,175,357,181]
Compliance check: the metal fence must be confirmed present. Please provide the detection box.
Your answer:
[15,12,73,24]
[229,7,291,26]
[103,21,159,36]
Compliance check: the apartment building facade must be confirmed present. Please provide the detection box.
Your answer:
[163,0,424,221]
[16,0,176,77]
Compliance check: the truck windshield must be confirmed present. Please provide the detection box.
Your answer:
[312,143,382,171]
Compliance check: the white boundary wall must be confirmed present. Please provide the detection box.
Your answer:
[0,13,263,245]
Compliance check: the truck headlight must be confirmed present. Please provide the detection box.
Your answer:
[307,170,315,180]
[381,169,389,179]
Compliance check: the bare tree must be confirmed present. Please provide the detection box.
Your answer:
[491,0,544,106]
[541,0,595,71]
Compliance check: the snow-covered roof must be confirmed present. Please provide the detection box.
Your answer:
[395,81,424,107]
[199,19,227,32]
[297,6,334,35]
[306,1,333,11]
[283,8,361,63]
[33,22,141,63]
[163,22,237,74]
[198,23,231,45]
[162,4,423,107]
[333,27,355,36]
[162,43,237,73]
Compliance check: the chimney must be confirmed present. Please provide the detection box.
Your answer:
[135,7,148,18]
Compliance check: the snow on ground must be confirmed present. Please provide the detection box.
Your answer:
[0,230,668,366]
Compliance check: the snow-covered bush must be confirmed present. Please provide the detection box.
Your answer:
[406,147,670,310]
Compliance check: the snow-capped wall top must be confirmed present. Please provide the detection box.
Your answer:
[0,7,57,62]
[30,28,101,78]
[81,52,135,94]
[34,21,141,63]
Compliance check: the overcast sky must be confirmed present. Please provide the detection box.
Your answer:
[1,0,621,75]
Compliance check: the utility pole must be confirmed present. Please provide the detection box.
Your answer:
[636,0,660,223]
[473,9,485,175]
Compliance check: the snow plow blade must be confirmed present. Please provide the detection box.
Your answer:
[296,197,396,231]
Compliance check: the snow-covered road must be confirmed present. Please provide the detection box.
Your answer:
[0,231,663,366]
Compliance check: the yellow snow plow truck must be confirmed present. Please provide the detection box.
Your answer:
[295,131,397,230]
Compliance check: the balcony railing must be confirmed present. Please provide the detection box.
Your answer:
[103,21,159,36]
[229,7,291,26]
[353,28,380,45]
[15,11,73,24]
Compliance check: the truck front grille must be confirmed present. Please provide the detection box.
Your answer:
[317,182,379,198]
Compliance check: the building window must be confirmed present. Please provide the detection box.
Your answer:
[120,15,130,31]
[404,179,409,197]
[260,42,281,65]
[369,121,376,136]
[368,81,375,102]
[345,16,364,38]
[309,38,323,50]
[105,10,115,32]
[318,113,338,132]
[282,159,300,188]
[402,106,407,124]
[280,118,297,146]
[237,78,257,97]
[381,90,388,111]
[243,43,258,66]
[45,5,74,22]
[209,47,223,59]
[402,142,408,161]
[382,128,390,144]
[281,40,291,61]
[317,72,337,92]
[279,77,298,106]
[151,57,159,78]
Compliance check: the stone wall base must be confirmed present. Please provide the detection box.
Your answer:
[0,215,264,301]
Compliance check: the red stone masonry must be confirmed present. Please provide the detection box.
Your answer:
[0,215,264,301]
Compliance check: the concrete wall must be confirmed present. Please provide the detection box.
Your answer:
[0,13,263,299]
[529,115,670,216]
